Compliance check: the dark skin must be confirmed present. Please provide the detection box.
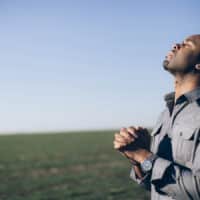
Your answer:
[113,34,200,179]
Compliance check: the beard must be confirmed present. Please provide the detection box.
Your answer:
[162,59,196,75]
[162,59,176,74]
[163,60,169,71]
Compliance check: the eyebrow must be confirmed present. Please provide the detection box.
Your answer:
[184,39,196,47]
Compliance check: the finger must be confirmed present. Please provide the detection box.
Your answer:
[120,127,126,131]
[127,126,139,138]
[120,130,134,142]
[120,127,128,135]
[136,126,149,136]
[114,132,119,139]
[115,133,126,142]
[114,133,123,140]
[115,133,135,143]
[136,126,143,130]
[137,126,148,132]
[115,133,134,144]
[113,141,126,149]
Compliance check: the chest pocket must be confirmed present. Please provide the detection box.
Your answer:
[171,126,200,169]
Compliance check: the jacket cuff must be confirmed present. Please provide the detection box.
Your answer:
[130,167,143,184]
[130,166,151,190]
[151,157,172,181]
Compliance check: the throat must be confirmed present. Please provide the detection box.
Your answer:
[174,74,200,101]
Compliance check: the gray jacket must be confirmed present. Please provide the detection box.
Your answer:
[130,87,200,200]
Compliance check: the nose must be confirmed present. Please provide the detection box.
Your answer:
[172,43,181,51]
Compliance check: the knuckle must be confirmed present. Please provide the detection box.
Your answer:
[127,127,137,136]
[129,126,136,131]
[120,128,127,134]
[119,131,124,136]
[113,142,118,148]
[128,126,135,130]
[137,126,143,130]
[124,135,131,140]
[120,127,126,131]
[116,144,121,149]
[126,133,133,140]
[122,132,128,137]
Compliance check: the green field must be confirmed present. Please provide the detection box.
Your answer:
[0,130,150,200]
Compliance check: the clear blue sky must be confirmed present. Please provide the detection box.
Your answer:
[0,0,200,133]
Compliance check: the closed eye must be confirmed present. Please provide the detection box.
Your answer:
[180,42,190,49]
[183,40,195,48]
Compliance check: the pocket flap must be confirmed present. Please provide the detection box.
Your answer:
[177,127,197,140]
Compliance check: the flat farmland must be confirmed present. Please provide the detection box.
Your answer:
[0,130,150,200]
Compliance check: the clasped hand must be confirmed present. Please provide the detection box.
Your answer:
[113,126,151,164]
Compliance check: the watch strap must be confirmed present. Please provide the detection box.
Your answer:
[141,153,158,173]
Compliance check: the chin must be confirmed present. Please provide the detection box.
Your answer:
[162,60,170,70]
[162,60,177,75]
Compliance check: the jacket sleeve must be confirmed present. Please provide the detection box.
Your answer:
[130,153,200,200]
[129,111,165,191]
[130,165,151,191]
[131,110,200,199]
[150,154,200,200]
[150,123,200,200]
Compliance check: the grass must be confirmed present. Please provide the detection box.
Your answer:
[0,130,150,200]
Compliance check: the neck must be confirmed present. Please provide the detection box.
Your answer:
[174,73,200,101]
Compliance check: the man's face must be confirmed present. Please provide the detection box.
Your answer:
[163,35,200,75]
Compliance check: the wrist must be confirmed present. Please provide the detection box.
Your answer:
[134,149,152,164]
[122,151,139,165]
[140,153,158,173]
[129,158,140,166]
[133,164,146,179]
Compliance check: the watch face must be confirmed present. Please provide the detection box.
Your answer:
[142,160,152,172]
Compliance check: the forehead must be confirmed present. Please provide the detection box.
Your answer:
[184,35,200,46]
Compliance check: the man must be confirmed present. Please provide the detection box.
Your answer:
[113,34,200,200]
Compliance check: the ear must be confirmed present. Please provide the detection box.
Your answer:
[195,64,200,71]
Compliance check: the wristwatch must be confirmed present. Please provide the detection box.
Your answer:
[140,154,157,173]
